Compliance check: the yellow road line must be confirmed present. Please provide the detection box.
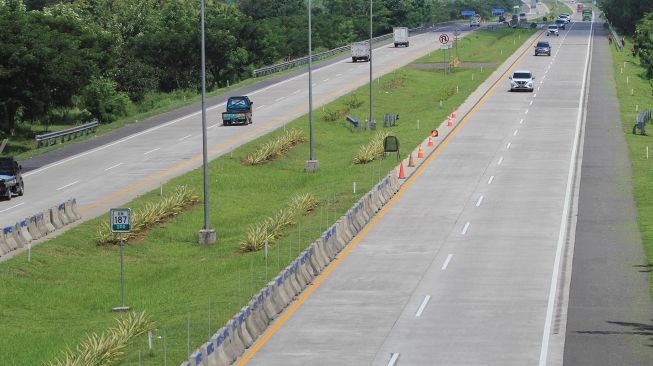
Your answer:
[237,30,544,365]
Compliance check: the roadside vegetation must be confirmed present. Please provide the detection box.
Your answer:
[0,26,536,366]
[609,40,653,294]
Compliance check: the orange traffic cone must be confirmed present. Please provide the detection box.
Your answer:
[398,162,406,179]
[452,107,458,119]
[417,144,424,158]
[428,137,434,147]
[408,153,415,167]
[431,129,439,137]
[447,116,453,127]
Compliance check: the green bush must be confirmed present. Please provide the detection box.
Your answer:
[352,131,391,165]
[80,77,132,124]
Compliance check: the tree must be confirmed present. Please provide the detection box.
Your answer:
[635,13,653,79]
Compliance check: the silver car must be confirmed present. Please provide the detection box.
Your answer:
[509,70,535,92]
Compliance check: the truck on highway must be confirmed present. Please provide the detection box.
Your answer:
[351,41,370,62]
[0,157,24,200]
[519,12,528,25]
[222,96,253,126]
[582,9,592,21]
[393,27,409,47]
[470,14,481,27]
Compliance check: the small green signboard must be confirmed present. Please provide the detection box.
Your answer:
[110,208,132,233]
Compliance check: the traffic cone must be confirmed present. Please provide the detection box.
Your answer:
[447,116,453,127]
[452,107,458,119]
[417,144,424,158]
[408,153,415,167]
[431,129,439,137]
[428,136,434,147]
[398,162,406,179]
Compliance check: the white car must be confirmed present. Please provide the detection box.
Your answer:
[547,24,559,36]
[509,70,535,92]
[558,15,571,24]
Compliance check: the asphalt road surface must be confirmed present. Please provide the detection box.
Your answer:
[0,26,471,230]
[242,19,593,366]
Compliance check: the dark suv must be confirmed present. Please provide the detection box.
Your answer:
[0,157,24,200]
[535,41,551,56]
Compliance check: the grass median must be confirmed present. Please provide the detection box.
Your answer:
[0,27,536,366]
[609,39,653,296]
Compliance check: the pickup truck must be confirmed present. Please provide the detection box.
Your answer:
[222,96,253,126]
[0,157,24,200]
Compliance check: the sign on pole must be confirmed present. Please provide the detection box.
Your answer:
[461,11,476,16]
[110,208,132,233]
[439,34,450,44]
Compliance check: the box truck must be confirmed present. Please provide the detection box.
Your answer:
[351,41,370,62]
[393,27,409,47]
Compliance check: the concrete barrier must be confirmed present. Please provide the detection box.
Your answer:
[312,240,329,268]
[0,233,10,256]
[299,253,313,284]
[27,216,41,240]
[256,292,271,326]
[262,285,279,319]
[189,350,203,366]
[64,200,78,223]
[57,203,71,225]
[4,227,18,250]
[49,207,64,229]
[243,306,261,342]
[210,333,231,366]
[282,269,298,298]
[307,244,322,275]
[37,212,53,235]
[199,341,220,366]
[292,260,307,290]
[275,275,291,306]
[235,313,253,348]
[249,297,268,331]
[11,223,27,248]
[218,327,239,363]
[18,221,32,244]
[180,361,191,366]
[228,319,246,355]
[71,198,82,220]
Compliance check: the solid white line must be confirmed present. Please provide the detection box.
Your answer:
[144,148,160,155]
[514,129,519,136]
[388,353,400,366]
[415,295,432,317]
[462,222,470,235]
[104,163,123,172]
[539,19,590,366]
[57,180,79,191]
[441,254,453,270]
[179,134,192,141]
[476,195,484,207]
[498,157,504,165]
[255,105,266,110]
[488,175,495,185]
[519,118,524,124]
[0,202,25,214]
[507,142,512,149]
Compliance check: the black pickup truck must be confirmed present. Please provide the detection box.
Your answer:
[0,157,24,200]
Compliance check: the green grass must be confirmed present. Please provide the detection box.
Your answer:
[0,27,536,366]
[609,39,653,295]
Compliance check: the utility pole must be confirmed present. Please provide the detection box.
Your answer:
[305,0,319,172]
[369,0,374,125]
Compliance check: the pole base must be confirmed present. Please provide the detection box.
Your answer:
[112,306,131,312]
[305,160,319,173]
[198,229,217,245]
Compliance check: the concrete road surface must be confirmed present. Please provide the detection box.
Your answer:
[242,20,593,366]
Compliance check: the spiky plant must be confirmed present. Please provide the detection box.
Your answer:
[352,131,391,164]
[242,128,305,165]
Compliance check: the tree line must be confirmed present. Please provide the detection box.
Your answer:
[0,0,513,136]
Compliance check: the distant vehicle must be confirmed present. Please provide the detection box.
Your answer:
[519,12,528,24]
[222,96,253,126]
[555,19,567,29]
[351,41,370,62]
[576,3,584,13]
[510,14,519,28]
[547,24,559,36]
[534,41,552,56]
[393,27,409,47]
[0,157,24,200]
[470,14,482,27]
[582,9,592,21]
[509,70,535,92]
[558,15,571,23]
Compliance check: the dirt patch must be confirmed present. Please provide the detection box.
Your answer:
[411,62,498,70]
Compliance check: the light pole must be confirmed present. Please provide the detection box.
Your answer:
[369,0,373,126]
[198,0,216,244]
[305,0,319,172]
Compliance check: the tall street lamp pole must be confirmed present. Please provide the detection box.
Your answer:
[305,0,319,172]
[198,0,216,244]
[369,0,373,125]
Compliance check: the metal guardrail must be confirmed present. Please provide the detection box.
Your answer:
[35,119,99,148]
[606,20,623,51]
[252,25,439,78]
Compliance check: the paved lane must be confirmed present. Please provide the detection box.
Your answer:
[243,21,593,366]
[0,28,471,229]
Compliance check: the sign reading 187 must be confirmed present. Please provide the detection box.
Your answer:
[110,208,132,233]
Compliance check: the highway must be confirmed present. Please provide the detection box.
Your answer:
[0,25,471,230]
[241,18,593,366]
